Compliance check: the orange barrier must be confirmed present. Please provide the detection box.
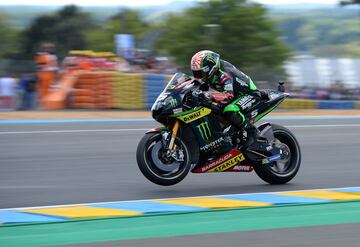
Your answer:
[38,71,57,102]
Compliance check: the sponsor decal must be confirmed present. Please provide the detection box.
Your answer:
[200,137,224,151]
[195,149,239,173]
[169,98,177,107]
[184,111,201,122]
[236,95,251,105]
[236,95,255,110]
[173,108,182,114]
[197,121,212,140]
[268,91,280,100]
[229,165,253,172]
[178,107,211,123]
[207,153,245,172]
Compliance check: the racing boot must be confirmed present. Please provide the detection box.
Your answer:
[242,120,260,149]
[223,111,259,148]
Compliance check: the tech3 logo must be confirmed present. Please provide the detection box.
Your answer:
[196,121,211,140]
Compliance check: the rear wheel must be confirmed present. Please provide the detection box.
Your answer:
[253,124,301,184]
[136,132,191,186]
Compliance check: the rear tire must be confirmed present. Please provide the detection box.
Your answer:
[253,124,301,184]
[136,132,191,186]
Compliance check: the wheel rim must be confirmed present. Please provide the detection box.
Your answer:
[144,136,188,179]
[149,142,180,173]
[268,130,299,176]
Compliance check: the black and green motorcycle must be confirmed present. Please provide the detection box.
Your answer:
[136,73,301,186]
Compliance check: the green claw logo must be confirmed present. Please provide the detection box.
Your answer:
[197,121,211,140]
[169,99,177,107]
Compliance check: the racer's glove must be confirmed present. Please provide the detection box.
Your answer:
[191,90,209,102]
[250,90,268,100]
[260,90,269,100]
[191,90,223,113]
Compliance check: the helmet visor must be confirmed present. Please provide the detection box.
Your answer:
[192,70,204,79]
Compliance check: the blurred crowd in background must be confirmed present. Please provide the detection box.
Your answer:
[0,0,359,110]
[0,43,179,110]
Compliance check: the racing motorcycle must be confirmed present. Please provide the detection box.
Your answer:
[136,73,301,186]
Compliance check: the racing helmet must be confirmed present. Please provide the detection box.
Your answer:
[191,50,220,84]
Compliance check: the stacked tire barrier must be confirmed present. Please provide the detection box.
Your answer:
[280,99,360,110]
[65,71,360,110]
[112,73,145,109]
[69,71,168,110]
[278,99,316,109]
[356,101,360,109]
[71,72,113,109]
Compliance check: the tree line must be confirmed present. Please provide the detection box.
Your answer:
[0,0,358,79]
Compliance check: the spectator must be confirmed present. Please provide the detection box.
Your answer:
[0,74,17,109]
[0,74,17,96]
[17,73,37,110]
[35,42,58,105]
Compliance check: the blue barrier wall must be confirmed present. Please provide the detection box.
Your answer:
[144,74,166,109]
[317,100,355,109]
[143,73,359,110]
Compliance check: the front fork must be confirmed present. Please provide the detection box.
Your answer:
[161,120,184,162]
[168,120,180,150]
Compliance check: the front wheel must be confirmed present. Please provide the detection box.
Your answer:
[254,124,301,184]
[136,132,191,186]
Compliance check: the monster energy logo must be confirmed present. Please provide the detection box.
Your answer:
[197,121,211,140]
[169,98,177,107]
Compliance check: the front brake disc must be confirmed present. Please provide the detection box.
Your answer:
[151,142,180,172]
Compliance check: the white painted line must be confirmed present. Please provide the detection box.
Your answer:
[1,186,359,211]
[1,124,360,135]
[286,124,360,128]
[0,129,149,135]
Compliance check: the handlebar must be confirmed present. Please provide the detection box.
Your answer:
[199,99,224,114]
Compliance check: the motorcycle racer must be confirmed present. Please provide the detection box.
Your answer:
[190,50,267,147]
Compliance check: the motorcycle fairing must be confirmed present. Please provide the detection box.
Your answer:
[192,149,250,173]
[174,107,211,124]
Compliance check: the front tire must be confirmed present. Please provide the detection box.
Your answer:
[253,124,301,184]
[136,132,191,186]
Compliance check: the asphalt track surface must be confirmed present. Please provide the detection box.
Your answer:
[1,118,360,209]
[1,117,360,246]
